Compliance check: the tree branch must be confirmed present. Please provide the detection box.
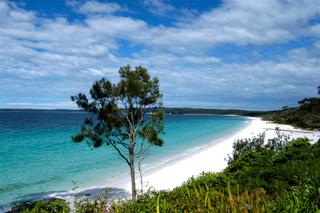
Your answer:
[109,139,130,165]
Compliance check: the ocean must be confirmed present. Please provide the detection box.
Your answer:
[0,110,248,210]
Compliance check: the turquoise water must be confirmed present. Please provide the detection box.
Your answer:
[0,110,248,210]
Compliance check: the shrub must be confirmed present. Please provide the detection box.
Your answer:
[114,137,320,212]
[20,198,70,213]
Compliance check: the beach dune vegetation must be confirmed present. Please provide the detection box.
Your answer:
[15,136,320,212]
[113,136,320,212]
[263,85,320,130]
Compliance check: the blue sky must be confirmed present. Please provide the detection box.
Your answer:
[0,0,319,110]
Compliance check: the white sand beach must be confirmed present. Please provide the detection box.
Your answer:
[54,117,320,207]
[128,117,320,192]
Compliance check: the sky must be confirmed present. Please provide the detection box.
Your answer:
[0,0,319,110]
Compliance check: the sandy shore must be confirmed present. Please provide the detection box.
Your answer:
[5,117,319,212]
[52,117,320,207]
[126,117,320,191]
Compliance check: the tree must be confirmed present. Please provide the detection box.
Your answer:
[71,65,164,200]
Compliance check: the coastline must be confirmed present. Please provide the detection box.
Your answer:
[42,116,252,208]
[45,116,252,207]
[126,117,320,191]
[54,116,320,205]
[1,114,248,212]
[4,116,320,212]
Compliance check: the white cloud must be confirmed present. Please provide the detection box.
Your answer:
[2,0,320,58]
[182,56,220,64]
[143,0,320,52]
[311,24,320,36]
[142,0,175,16]
[80,1,120,14]
[0,0,319,109]
[67,0,122,15]
[3,101,76,109]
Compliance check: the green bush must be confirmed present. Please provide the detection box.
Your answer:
[113,137,320,212]
[75,199,108,213]
[18,136,320,212]
[262,91,320,130]
[276,171,320,212]
[21,198,70,213]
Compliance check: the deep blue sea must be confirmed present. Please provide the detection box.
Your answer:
[0,110,248,210]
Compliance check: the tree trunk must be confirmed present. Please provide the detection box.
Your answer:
[138,161,143,193]
[129,147,137,200]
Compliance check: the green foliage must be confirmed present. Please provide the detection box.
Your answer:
[227,133,265,163]
[75,199,108,213]
[113,178,274,212]
[113,136,320,212]
[276,171,320,212]
[263,86,320,130]
[71,65,164,199]
[164,108,269,116]
[21,135,320,212]
[20,199,70,213]
[227,135,320,194]
[71,65,163,148]
[71,65,164,157]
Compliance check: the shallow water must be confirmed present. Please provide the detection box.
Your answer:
[0,110,248,210]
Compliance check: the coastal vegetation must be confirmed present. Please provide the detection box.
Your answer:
[71,65,164,200]
[15,134,320,212]
[163,108,268,116]
[165,85,320,131]
[10,198,69,213]
[112,135,320,212]
[262,86,320,130]
[8,80,319,212]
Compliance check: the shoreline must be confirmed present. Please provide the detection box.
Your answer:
[137,119,249,181]
[128,117,256,191]
[3,116,320,212]
[19,116,252,209]
[125,117,320,191]
[57,116,251,201]
[37,117,320,202]
[123,117,252,191]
